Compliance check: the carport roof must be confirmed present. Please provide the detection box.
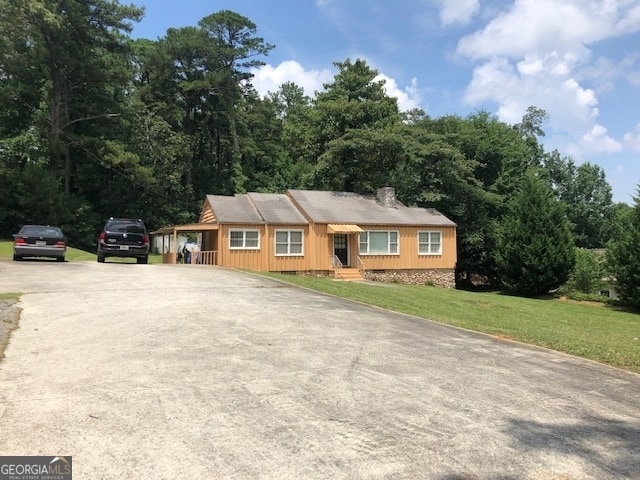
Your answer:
[151,223,220,235]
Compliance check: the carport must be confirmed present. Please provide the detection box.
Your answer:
[151,223,220,264]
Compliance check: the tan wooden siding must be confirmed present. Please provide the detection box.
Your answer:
[355,226,457,270]
[199,201,216,223]
[309,223,333,270]
[266,225,312,271]
[218,224,266,270]
[215,223,455,272]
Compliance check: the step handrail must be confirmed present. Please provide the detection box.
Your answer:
[356,255,366,276]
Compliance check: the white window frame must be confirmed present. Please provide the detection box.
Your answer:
[418,230,442,255]
[359,230,399,255]
[229,229,260,250]
[275,229,304,256]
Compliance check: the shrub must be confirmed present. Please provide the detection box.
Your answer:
[566,248,606,294]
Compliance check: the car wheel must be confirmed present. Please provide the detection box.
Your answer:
[137,256,148,265]
[97,253,106,263]
[12,253,22,261]
[56,256,65,262]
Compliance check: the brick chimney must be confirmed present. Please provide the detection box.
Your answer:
[377,186,396,207]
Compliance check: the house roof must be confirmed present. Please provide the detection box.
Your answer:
[205,193,309,225]
[204,189,456,227]
[206,194,262,223]
[247,193,308,224]
[287,190,456,227]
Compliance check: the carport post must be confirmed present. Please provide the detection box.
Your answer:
[172,229,177,264]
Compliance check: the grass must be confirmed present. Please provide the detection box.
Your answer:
[262,273,640,374]
[0,293,20,301]
[0,240,163,263]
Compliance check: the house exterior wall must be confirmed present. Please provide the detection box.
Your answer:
[216,224,316,271]
[212,223,456,273]
[265,224,313,272]
[356,225,457,270]
[200,202,216,223]
[218,224,267,271]
[311,223,333,270]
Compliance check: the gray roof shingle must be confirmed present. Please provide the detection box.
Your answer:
[287,190,456,226]
[247,193,308,224]
[206,194,262,224]
[206,193,309,225]
[206,190,456,227]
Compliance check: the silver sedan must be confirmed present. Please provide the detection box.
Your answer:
[13,225,67,262]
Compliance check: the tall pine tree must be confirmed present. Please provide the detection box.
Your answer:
[606,188,640,308]
[496,172,575,295]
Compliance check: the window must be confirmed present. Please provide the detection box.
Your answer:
[275,230,303,256]
[418,231,442,255]
[229,229,260,249]
[359,231,399,255]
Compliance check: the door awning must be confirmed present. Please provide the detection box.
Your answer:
[327,224,364,234]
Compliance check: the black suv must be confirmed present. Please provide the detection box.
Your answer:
[97,218,150,264]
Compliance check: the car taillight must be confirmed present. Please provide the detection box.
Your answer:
[14,236,26,245]
[55,241,66,247]
[99,232,106,241]
[143,234,150,245]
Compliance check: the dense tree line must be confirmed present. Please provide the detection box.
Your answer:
[1,2,635,297]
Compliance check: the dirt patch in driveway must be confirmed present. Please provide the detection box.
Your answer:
[0,300,20,362]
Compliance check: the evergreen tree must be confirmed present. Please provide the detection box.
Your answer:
[0,0,144,188]
[311,59,402,192]
[606,188,640,308]
[496,173,575,295]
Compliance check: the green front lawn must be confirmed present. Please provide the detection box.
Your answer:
[263,273,640,373]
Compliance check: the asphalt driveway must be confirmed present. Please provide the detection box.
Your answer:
[0,259,639,479]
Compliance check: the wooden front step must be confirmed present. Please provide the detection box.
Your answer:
[334,268,365,281]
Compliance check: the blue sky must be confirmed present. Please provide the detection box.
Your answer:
[130,0,640,204]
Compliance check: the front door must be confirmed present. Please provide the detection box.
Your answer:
[333,234,348,266]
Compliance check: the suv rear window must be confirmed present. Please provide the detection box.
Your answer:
[106,221,145,234]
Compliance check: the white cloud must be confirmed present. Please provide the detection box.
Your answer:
[375,74,423,112]
[615,3,640,34]
[250,61,333,98]
[435,0,480,27]
[251,60,421,113]
[463,55,622,157]
[457,0,640,163]
[624,124,640,151]
[581,124,622,154]
[562,79,597,111]
[464,57,533,124]
[517,57,544,76]
[457,0,640,60]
